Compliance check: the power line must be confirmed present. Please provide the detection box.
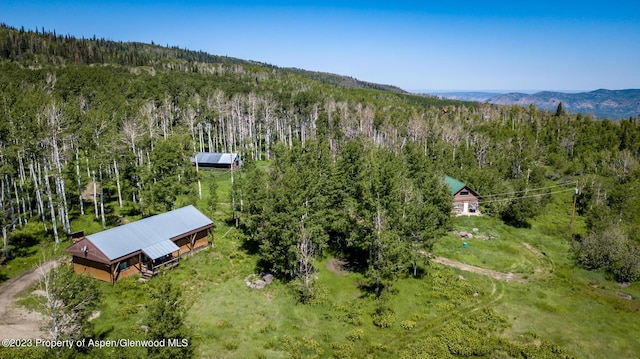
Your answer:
[480,182,576,198]
[479,188,575,204]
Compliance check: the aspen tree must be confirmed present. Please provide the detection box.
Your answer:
[114,159,123,208]
[75,149,84,215]
[29,162,47,231]
[43,162,59,244]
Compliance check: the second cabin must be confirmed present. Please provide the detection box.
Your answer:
[445,176,482,216]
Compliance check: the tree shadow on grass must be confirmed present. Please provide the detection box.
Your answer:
[501,212,532,229]
[338,249,369,274]
[9,230,41,257]
[356,281,400,299]
[409,264,428,279]
[239,236,261,255]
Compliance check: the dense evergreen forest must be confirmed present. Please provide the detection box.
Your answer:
[1,23,639,286]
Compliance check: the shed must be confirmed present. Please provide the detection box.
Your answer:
[66,205,213,282]
[190,152,241,170]
[445,176,482,215]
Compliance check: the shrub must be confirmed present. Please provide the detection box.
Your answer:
[574,225,640,282]
[332,300,364,326]
[331,342,355,359]
[259,323,277,333]
[224,341,238,351]
[280,335,324,358]
[346,328,363,341]
[400,320,416,330]
[372,306,395,328]
[218,320,233,328]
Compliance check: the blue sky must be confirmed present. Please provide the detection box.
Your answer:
[2,1,639,92]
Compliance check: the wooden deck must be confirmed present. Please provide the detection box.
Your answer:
[138,257,180,281]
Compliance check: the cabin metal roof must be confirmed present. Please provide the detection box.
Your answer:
[141,240,181,260]
[444,176,466,195]
[83,205,213,262]
[190,152,239,165]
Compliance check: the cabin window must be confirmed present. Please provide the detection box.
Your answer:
[118,261,128,271]
[460,190,469,196]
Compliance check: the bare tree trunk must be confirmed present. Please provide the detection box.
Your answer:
[30,162,47,231]
[99,166,105,229]
[17,153,30,220]
[265,126,271,161]
[55,175,70,234]
[17,152,26,185]
[141,100,157,150]
[184,107,198,153]
[198,123,205,153]
[44,164,59,245]
[195,157,202,200]
[40,261,61,341]
[12,178,22,228]
[45,101,63,173]
[114,159,123,208]
[2,226,8,259]
[258,121,262,160]
[121,118,141,159]
[301,118,306,148]
[206,122,213,152]
[92,171,98,219]
[161,95,171,138]
[85,155,90,178]
[19,177,30,222]
[75,149,84,215]
[297,204,315,298]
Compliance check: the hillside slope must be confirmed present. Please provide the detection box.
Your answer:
[0,24,405,94]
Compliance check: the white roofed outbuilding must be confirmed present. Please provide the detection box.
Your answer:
[190,152,241,169]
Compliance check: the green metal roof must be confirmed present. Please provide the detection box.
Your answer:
[444,176,466,195]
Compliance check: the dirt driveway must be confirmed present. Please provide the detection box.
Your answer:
[418,250,528,282]
[0,261,55,340]
[430,256,527,282]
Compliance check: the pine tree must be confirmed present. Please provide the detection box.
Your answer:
[145,278,194,359]
[554,102,565,117]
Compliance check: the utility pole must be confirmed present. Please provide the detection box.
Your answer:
[570,184,578,228]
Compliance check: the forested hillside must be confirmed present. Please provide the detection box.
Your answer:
[1,21,640,284]
[1,23,640,358]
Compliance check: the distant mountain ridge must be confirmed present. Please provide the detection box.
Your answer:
[425,92,500,102]
[426,89,640,119]
[488,89,640,119]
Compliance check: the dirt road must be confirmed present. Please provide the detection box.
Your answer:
[0,261,55,339]
[429,255,527,282]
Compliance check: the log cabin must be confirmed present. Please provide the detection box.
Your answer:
[66,205,213,283]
